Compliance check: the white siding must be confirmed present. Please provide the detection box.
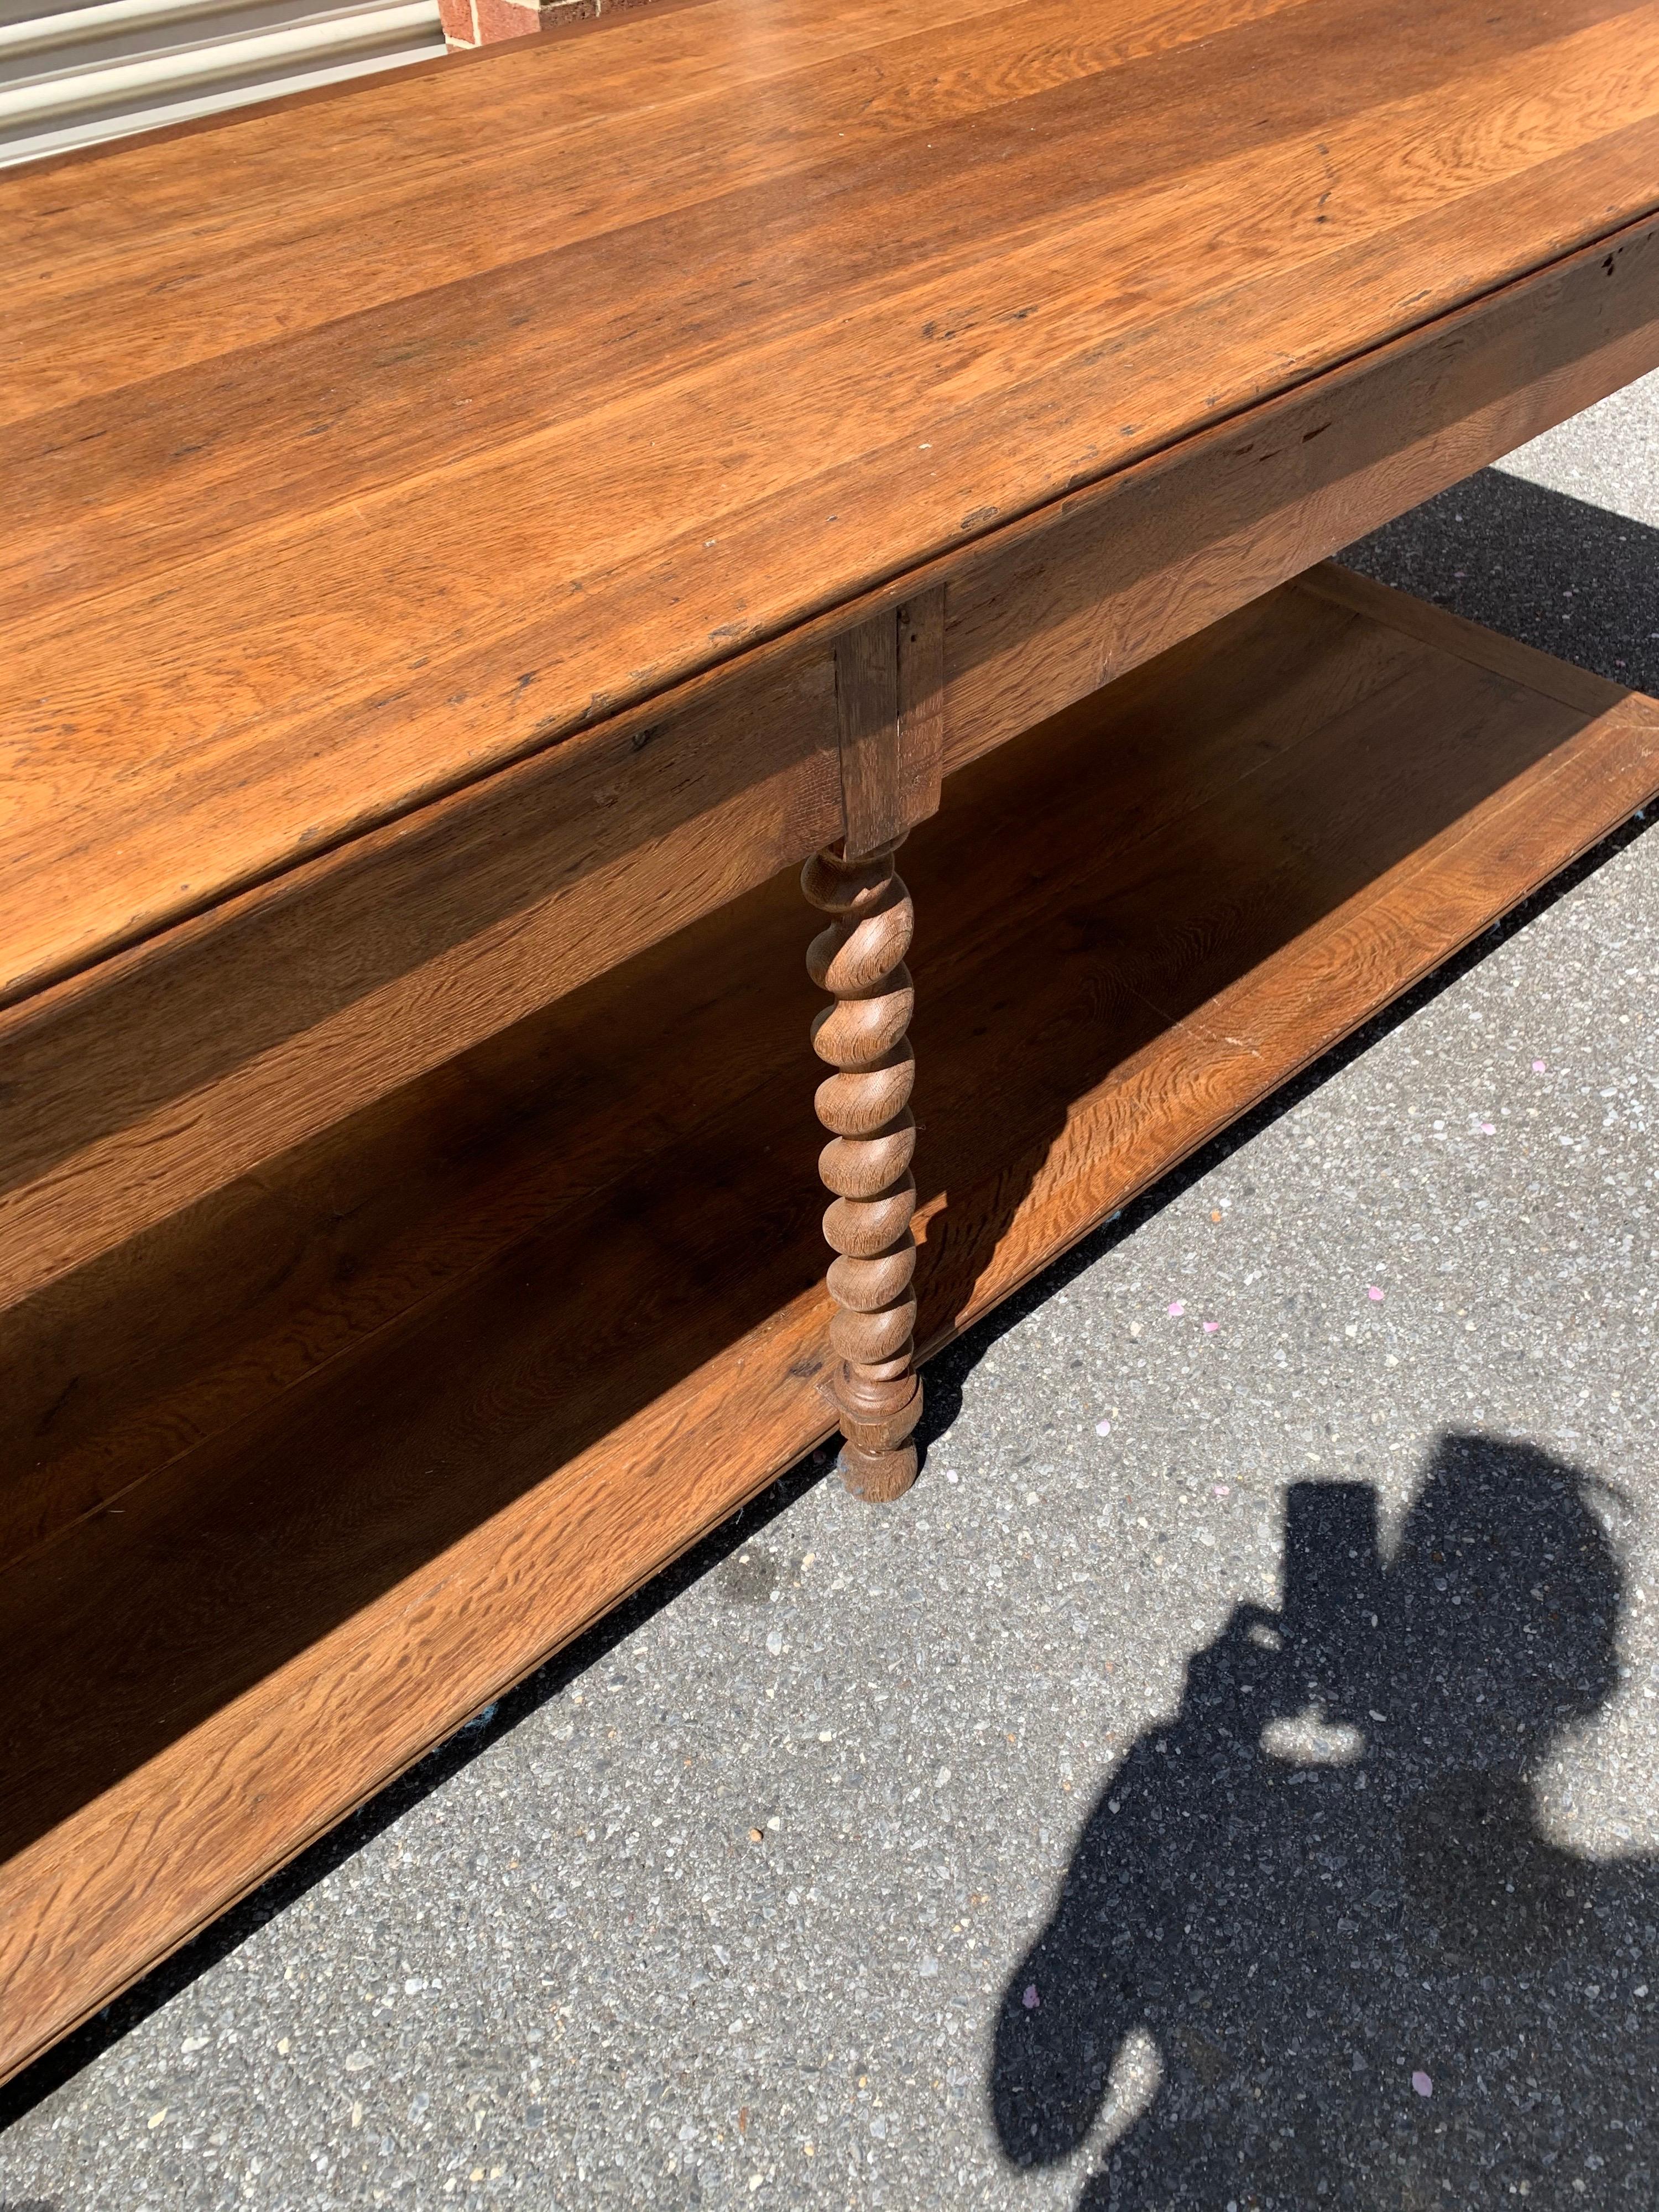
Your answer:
[0,0,444,166]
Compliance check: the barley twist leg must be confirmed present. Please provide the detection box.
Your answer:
[804,837,921,1502]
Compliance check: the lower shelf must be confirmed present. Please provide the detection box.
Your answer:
[3,565,1657,2084]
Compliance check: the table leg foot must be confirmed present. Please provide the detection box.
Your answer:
[804,837,922,1504]
[836,1439,920,1503]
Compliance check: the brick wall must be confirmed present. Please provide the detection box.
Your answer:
[440,0,650,51]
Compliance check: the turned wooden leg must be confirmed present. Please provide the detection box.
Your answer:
[804,836,922,1502]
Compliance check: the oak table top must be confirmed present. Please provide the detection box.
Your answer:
[4,0,1659,1006]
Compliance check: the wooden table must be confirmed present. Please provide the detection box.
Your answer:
[5,0,1659,2086]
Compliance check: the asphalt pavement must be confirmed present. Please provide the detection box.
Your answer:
[2,373,1657,2211]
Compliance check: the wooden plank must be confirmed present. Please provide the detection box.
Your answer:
[898,586,948,830]
[1296,561,1631,713]
[3,210,1656,1318]
[0,0,1301,410]
[3,570,1655,2086]
[833,610,904,856]
[4,0,1659,1006]
[833,586,946,854]
[0,0,1056,387]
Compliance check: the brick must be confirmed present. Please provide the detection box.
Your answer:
[470,0,548,37]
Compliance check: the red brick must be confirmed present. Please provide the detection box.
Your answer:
[471,0,550,36]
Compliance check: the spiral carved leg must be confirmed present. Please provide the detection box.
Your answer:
[804,837,922,1503]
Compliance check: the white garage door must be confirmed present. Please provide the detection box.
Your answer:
[0,0,445,167]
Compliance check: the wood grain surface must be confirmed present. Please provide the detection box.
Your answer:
[3,212,1657,1323]
[4,0,1659,1009]
[835,588,947,857]
[4,570,1656,2085]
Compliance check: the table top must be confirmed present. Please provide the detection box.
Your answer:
[5,0,1658,1005]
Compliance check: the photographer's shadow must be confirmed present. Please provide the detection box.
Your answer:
[993,1434,1659,2209]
